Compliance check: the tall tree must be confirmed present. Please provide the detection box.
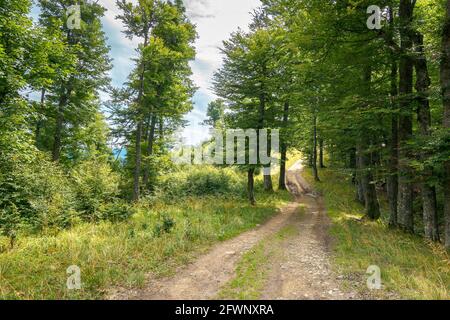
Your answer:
[397,0,416,232]
[38,0,111,163]
[116,0,158,201]
[116,0,195,199]
[441,0,450,249]
[413,31,440,241]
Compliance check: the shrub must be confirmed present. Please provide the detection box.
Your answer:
[71,157,121,221]
[0,149,75,232]
[98,200,134,222]
[155,166,243,199]
[153,215,175,237]
[0,205,20,248]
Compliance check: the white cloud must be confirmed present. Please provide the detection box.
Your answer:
[98,0,261,144]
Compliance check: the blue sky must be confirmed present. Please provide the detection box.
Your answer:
[99,0,260,144]
[84,0,261,145]
[30,0,260,145]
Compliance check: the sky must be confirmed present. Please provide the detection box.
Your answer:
[95,0,261,145]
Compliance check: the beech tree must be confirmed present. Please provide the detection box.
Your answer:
[116,0,195,200]
[37,0,112,163]
[441,0,450,249]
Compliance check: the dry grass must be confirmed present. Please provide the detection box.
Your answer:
[303,168,450,300]
[0,190,291,300]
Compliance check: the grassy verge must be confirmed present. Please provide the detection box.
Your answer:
[217,225,298,300]
[303,168,450,300]
[0,190,291,299]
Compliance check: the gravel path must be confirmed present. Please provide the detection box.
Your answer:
[109,161,357,300]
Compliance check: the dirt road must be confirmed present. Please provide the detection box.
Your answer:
[109,161,356,300]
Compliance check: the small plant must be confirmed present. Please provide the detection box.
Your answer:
[0,205,21,249]
[99,201,134,222]
[153,215,175,237]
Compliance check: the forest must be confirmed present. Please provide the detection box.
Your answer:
[0,0,449,300]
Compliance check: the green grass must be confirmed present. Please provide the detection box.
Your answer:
[0,190,291,300]
[303,168,450,300]
[217,225,298,300]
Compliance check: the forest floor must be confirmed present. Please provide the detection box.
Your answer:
[109,162,365,300]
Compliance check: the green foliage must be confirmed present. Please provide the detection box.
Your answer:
[113,0,197,199]
[156,166,244,199]
[304,169,450,300]
[0,205,20,248]
[153,215,175,237]
[0,147,75,232]
[98,201,134,223]
[0,181,291,299]
[202,99,226,128]
[71,158,121,221]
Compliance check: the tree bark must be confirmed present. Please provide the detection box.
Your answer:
[132,33,149,201]
[248,168,256,205]
[52,89,69,162]
[258,92,273,192]
[351,148,365,204]
[35,88,45,145]
[397,0,415,233]
[312,111,320,182]
[413,31,439,241]
[263,133,274,192]
[357,145,381,220]
[133,120,143,202]
[319,138,325,168]
[159,116,164,140]
[441,0,450,249]
[387,60,399,227]
[143,113,157,189]
[279,142,287,190]
[359,65,380,220]
[279,103,289,190]
[356,178,365,204]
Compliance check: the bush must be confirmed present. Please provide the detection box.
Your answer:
[155,166,243,199]
[153,215,175,237]
[71,157,121,221]
[0,149,76,232]
[0,205,20,248]
[98,200,134,222]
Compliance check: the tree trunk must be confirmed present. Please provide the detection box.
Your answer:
[143,114,157,189]
[279,101,289,190]
[52,90,68,162]
[397,0,415,233]
[279,142,287,190]
[263,170,273,191]
[386,7,399,227]
[312,111,320,182]
[387,60,399,227]
[159,116,164,140]
[35,88,45,145]
[414,31,440,241]
[355,157,365,205]
[132,34,149,201]
[356,178,365,204]
[357,144,381,220]
[441,0,450,249]
[258,92,272,192]
[133,120,143,202]
[248,168,256,205]
[352,148,365,204]
[359,65,380,220]
[263,132,273,192]
[319,138,325,168]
